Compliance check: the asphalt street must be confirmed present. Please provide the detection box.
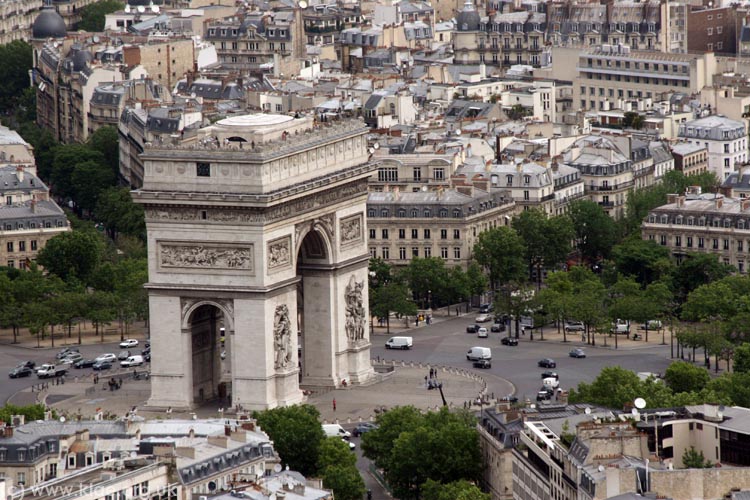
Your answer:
[0,340,145,405]
[370,315,674,403]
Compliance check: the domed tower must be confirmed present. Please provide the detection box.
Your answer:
[31,1,67,41]
[456,0,481,31]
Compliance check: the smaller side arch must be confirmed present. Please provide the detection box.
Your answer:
[181,299,234,331]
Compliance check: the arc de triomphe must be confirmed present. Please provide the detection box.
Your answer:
[133,114,375,410]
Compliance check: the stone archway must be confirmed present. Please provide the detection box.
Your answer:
[137,114,375,411]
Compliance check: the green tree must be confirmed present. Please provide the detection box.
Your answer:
[37,230,105,285]
[401,257,450,308]
[422,479,490,500]
[371,282,417,333]
[95,187,146,241]
[253,404,325,476]
[733,343,750,374]
[318,438,365,500]
[71,159,116,215]
[612,237,673,285]
[85,290,117,341]
[465,261,488,299]
[569,366,646,409]
[473,226,525,289]
[622,111,644,130]
[78,0,125,31]
[507,104,531,120]
[672,253,733,303]
[361,406,424,471]
[0,41,32,112]
[87,126,120,178]
[664,361,710,394]
[0,404,49,423]
[50,144,106,200]
[512,210,573,283]
[682,446,713,469]
[569,200,618,262]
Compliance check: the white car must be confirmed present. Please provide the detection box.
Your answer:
[119,339,139,348]
[96,353,117,363]
[477,327,488,338]
[476,314,491,323]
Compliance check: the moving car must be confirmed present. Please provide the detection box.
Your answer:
[473,359,491,369]
[55,347,79,360]
[92,361,112,371]
[490,323,505,333]
[37,364,67,378]
[61,352,82,363]
[9,366,33,378]
[569,348,586,358]
[543,377,560,390]
[74,359,96,369]
[352,422,379,437]
[501,336,518,346]
[536,390,553,402]
[564,321,585,332]
[96,353,117,363]
[17,361,35,370]
[385,336,413,350]
[323,424,351,439]
[120,355,144,368]
[466,324,480,334]
[538,358,556,368]
[466,346,492,361]
[476,314,491,323]
[541,370,558,379]
[477,327,488,338]
[499,395,518,403]
[119,339,139,348]
[117,350,131,360]
[479,304,493,314]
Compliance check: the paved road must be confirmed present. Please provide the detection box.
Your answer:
[0,340,146,405]
[370,315,674,403]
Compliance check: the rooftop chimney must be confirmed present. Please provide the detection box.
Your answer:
[15,165,23,183]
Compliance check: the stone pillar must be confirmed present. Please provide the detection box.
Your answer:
[299,271,337,387]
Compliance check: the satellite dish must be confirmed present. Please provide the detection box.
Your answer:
[93,35,100,43]
[137,5,145,13]
[584,407,591,415]
[455,129,462,136]
[299,0,309,8]
[421,186,428,191]
[59,417,66,423]
[598,465,605,473]
[125,4,131,12]
[368,147,374,154]
[151,5,159,12]
[130,451,137,458]
[273,464,283,473]
[634,397,647,409]
[373,142,380,149]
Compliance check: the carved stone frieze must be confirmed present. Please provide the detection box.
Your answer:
[160,243,254,271]
[344,275,366,342]
[268,236,292,271]
[144,178,368,225]
[340,213,363,247]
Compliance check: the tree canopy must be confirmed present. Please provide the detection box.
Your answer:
[78,0,125,31]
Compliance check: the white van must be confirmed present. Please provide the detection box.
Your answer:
[323,424,351,439]
[466,346,492,361]
[385,336,413,350]
[120,355,144,368]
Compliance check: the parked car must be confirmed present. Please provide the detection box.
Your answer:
[640,320,663,330]
[385,336,413,350]
[9,366,33,378]
[92,361,112,371]
[55,347,79,360]
[501,336,519,346]
[538,358,556,368]
[352,422,379,437]
[479,304,493,314]
[473,359,492,369]
[17,361,35,370]
[117,350,131,360]
[466,324,480,334]
[476,314,491,323]
[564,321,585,332]
[120,355,144,368]
[611,319,630,335]
[569,348,586,358]
[74,359,97,369]
[144,341,150,349]
[141,347,151,356]
[541,370,558,380]
[490,324,505,333]
[144,352,151,362]
[499,395,519,403]
[95,353,117,364]
[61,352,82,363]
[119,339,139,348]
[477,327,488,338]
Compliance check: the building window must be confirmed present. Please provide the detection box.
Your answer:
[698,237,705,248]
[196,162,211,177]
[453,229,460,239]
[378,167,398,182]
[441,247,448,258]
[412,247,419,257]
[6,260,13,268]
[453,247,461,259]
[413,167,421,181]
[713,239,719,249]
[523,190,530,200]
[411,229,418,239]
[381,229,389,239]
[687,237,693,248]
[424,229,431,239]
[399,247,406,260]
[398,229,405,239]
[440,229,447,239]
[16,472,24,485]
[67,455,75,468]
[724,239,730,250]
[369,229,376,239]
[434,168,445,180]
[675,236,681,247]
[660,235,667,245]
[369,248,376,258]
[6,242,12,252]
[382,247,389,259]
[424,247,432,257]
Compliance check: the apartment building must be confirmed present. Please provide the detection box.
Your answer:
[0,0,43,45]
[722,165,750,199]
[366,187,516,268]
[671,142,708,176]
[642,192,750,272]
[677,115,747,180]
[686,6,741,55]
[561,44,716,113]
[302,3,362,48]
[204,10,306,78]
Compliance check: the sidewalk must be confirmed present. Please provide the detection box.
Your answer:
[517,323,674,351]
[0,323,148,350]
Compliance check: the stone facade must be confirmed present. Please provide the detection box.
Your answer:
[134,115,375,410]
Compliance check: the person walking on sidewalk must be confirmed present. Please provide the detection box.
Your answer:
[332,398,337,412]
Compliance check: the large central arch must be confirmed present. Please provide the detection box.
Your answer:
[137,115,375,411]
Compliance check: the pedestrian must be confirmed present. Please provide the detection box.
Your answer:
[332,398,337,412]
[415,317,419,326]
[367,489,372,500]
[425,375,428,385]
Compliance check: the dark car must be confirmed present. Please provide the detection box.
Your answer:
[145,341,150,348]
[479,303,492,314]
[466,324,480,334]
[141,347,151,356]
[144,352,151,362]
[541,370,558,379]
[491,324,505,333]
[501,336,519,346]
[17,361,35,370]
[352,422,379,437]
[569,348,586,358]
[92,361,112,371]
[536,390,553,402]
[9,366,33,378]
[74,359,96,369]
[55,347,79,360]
[117,350,131,361]
[473,359,492,369]
[538,358,556,368]
[499,395,519,403]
